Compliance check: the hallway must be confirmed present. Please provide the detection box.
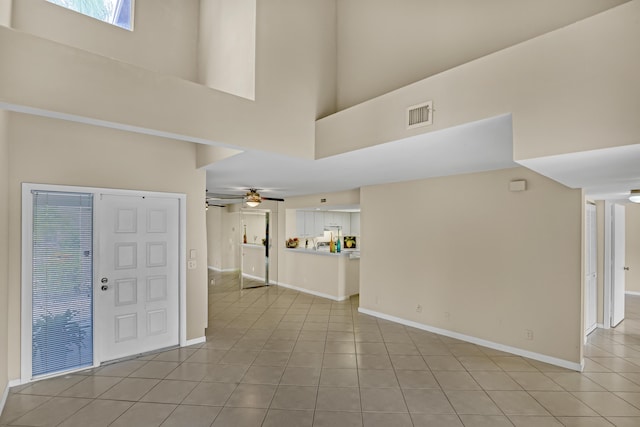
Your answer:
[2,272,640,426]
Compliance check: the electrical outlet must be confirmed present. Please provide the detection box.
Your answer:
[525,329,534,340]
[187,260,196,269]
[416,304,422,313]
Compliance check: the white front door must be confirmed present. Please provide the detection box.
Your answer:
[585,203,597,336]
[97,194,180,362]
[612,203,626,327]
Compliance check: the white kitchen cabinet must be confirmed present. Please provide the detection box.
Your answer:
[304,211,315,237]
[296,211,304,236]
[314,211,325,236]
[350,212,360,236]
[338,212,350,235]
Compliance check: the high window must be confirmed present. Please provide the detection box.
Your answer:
[47,0,133,30]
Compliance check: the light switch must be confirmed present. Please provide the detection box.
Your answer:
[190,249,197,259]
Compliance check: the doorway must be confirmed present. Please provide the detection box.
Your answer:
[585,202,597,337]
[21,184,186,382]
[240,208,277,289]
[604,201,627,329]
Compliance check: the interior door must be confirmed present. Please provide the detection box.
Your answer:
[585,203,597,335]
[97,194,179,362]
[612,203,626,327]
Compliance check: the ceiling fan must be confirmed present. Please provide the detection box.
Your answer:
[206,188,284,208]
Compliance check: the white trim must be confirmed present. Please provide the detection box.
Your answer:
[359,307,583,372]
[604,201,613,329]
[275,281,350,302]
[21,183,187,383]
[625,291,640,297]
[0,383,9,418]
[8,379,25,388]
[208,266,238,273]
[184,336,206,346]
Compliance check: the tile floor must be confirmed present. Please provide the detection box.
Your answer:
[3,271,640,426]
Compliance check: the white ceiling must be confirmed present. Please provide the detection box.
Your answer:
[205,114,517,200]
[205,112,640,204]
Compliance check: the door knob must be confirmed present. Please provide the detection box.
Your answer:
[624,266,630,271]
[101,285,108,291]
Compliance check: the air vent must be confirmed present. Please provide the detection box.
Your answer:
[406,101,433,129]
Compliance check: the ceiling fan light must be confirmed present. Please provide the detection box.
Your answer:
[245,190,262,207]
[630,189,640,203]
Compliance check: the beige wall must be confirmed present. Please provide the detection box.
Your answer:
[0,110,9,397]
[626,204,640,293]
[319,1,640,162]
[0,0,11,26]
[336,0,629,110]
[360,167,583,364]
[0,0,336,160]
[206,206,223,270]
[12,0,199,81]
[6,112,208,379]
[198,0,256,100]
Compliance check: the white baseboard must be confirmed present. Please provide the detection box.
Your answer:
[184,336,206,347]
[359,307,582,372]
[208,266,238,272]
[625,291,640,297]
[275,281,350,302]
[0,382,9,417]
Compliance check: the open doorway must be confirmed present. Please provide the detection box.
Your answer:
[240,206,278,289]
[604,201,627,328]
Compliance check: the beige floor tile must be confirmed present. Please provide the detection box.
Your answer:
[288,352,324,368]
[395,370,440,389]
[241,365,285,384]
[58,376,122,398]
[458,356,502,371]
[225,383,276,408]
[159,405,221,427]
[262,409,314,427]
[57,399,132,427]
[445,390,502,415]
[320,368,359,387]
[270,385,318,410]
[358,369,399,388]
[203,364,248,382]
[584,373,640,392]
[128,361,180,379]
[529,391,598,417]
[471,371,523,391]
[573,392,640,417]
[356,342,387,355]
[316,387,361,412]
[279,366,321,386]
[508,372,564,391]
[589,358,640,373]
[543,372,606,392]
[184,349,227,364]
[153,348,197,362]
[313,411,363,427]
[508,415,563,426]
[140,379,198,404]
[488,391,550,415]
[491,357,539,372]
[98,377,160,401]
[433,371,482,390]
[356,354,393,370]
[182,382,237,406]
[360,387,408,412]
[401,389,455,414]
[424,355,465,371]
[0,394,51,425]
[109,402,175,427]
[606,416,640,426]
[94,360,147,377]
[253,350,291,367]
[17,375,85,396]
[410,413,463,426]
[557,416,617,426]
[361,412,412,427]
[457,414,514,427]
[11,396,91,427]
[323,353,358,369]
[164,362,209,381]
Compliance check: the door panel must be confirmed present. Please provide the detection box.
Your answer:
[612,203,626,327]
[97,195,179,362]
[585,204,597,335]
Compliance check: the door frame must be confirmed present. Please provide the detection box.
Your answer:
[603,201,626,329]
[21,183,187,383]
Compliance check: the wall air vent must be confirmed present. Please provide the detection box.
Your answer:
[406,101,433,129]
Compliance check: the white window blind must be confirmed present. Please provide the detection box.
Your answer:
[32,191,94,377]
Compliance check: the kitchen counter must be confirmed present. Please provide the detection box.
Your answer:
[280,248,360,300]
[284,247,360,259]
